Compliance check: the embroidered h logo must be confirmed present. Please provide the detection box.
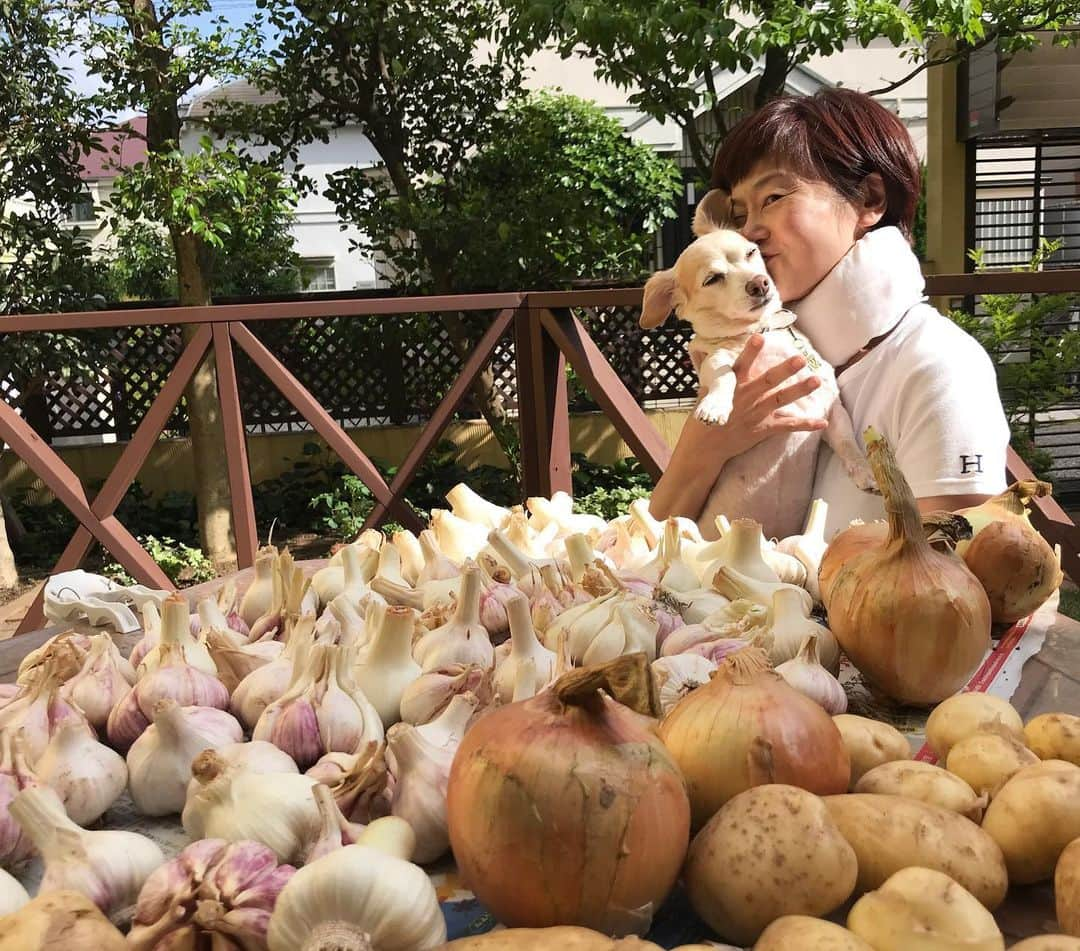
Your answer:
[960,454,983,474]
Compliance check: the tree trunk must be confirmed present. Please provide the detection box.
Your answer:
[755,45,791,108]
[0,499,17,590]
[173,230,238,573]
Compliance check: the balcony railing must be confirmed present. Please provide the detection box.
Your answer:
[2,272,1078,633]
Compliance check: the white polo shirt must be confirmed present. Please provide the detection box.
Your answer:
[790,228,1010,541]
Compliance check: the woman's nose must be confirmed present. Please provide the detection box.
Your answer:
[740,211,767,243]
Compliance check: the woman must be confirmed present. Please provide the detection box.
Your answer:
[649,88,1010,539]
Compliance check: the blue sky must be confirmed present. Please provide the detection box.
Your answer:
[67,0,262,104]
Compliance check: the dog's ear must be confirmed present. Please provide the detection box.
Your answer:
[692,189,732,237]
[640,269,678,328]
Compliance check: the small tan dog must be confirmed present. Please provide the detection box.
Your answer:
[640,191,875,540]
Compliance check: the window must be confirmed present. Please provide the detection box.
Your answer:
[302,258,336,291]
[67,195,96,223]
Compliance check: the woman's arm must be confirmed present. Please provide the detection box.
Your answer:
[650,336,830,522]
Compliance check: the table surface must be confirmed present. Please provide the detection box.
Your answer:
[4,565,1077,946]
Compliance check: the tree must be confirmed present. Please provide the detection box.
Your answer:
[69,0,296,570]
[516,0,1080,182]
[234,0,549,467]
[0,0,108,587]
[334,92,682,292]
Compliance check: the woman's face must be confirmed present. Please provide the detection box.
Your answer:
[727,163,883,304]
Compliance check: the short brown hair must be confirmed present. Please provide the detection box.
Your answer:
[711,88,921,238]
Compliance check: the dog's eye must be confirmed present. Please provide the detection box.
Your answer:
[702,273,725,287]
[746,247,758,260]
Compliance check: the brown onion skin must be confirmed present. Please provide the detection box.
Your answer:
[446,690,690,935]
[960,518,1062,623]
[818,522,886,605]
[657,651,850,829]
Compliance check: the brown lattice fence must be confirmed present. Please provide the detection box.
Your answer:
[8,304,699,442]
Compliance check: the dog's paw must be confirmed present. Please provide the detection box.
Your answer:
[848,464,879,493]
[695,396,731,426]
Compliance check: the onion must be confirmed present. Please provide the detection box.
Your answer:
[955,480,1063,623]
[820,428,991,706]
[446,653,690,937]
[657,647,849,829]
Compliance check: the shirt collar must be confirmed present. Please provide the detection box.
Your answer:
[789,226,927,367]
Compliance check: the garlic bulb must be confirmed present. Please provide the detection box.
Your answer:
[254,643,384,769]
[766,587,841,673]
[698,517,781,584]
[493,592,556,702]
[701,598,770,638]
[376,542,408,587]
[185,740,299,804]
[307,740,393,823]
[354,605,422,728]
[431,507,489,562]
[183,750,322,864]
[413,561,494,673]
[58,634,135,731]
[529,491,607,539]
[762,545,809,587]
[0,658,95,761]
[399,663,495,725]
[386,693,476,864]
[138,593,217,677]
[446,482,511,530]
[17,631,93,684]
[240,546,279,627]
[16,634,89,688]
[127,839,296,951]
[0,867,28,916]
[776,635,848,714]
[652,654,717,716]
[643,518,702,593]
[267,839,446,951]
[568,596,660,665]
[10,784,164,924]
[418,530,461,583]
[128,700,243,816]
[0,730,40,866]
[603,519,654,572]
[477,562,518,642]
[328,592,371,645]
[128,601,162,670]
[302,783,367,863]
[392,530,425,586]
[775,498,830,602]
[711,563,814,614]
[231,618,316,731]
[107,642,229,753]
[36,721,127,825]
[205,624,285,693]
[665,587,731,626]
[312,542,379,609]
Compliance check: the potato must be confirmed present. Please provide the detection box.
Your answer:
[1056,837,1080,936]
[442,929,663,950]
[824,793,1008,909]
[0,891,126,950]
[754,916,873,950]
[832,714,911,787]
[684,784,857,944]
[846,867,1004,951]
[981,760,1080,884]
[945,727,1040,797]
[854,760,986,821]
[925,693,1024,759]
[1011,940,1080,951]
[1026,713,1080,765]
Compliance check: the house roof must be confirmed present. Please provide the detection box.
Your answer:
[186,80,281,118]
[79,116,148,180]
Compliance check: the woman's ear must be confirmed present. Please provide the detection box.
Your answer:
[856,172,888,233]
[692,188,732,237]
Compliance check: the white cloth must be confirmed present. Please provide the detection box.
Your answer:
[790,227,1011,540]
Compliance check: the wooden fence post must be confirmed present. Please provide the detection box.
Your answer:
[514,306,572,499]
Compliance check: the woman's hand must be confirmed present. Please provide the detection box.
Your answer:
[650,334,828,523]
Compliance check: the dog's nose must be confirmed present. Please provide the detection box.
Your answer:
[746,275,771,298]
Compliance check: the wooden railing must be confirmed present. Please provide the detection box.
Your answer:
[2,272,1079,633]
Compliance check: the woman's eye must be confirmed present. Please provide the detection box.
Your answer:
[762,193,783,207]
[731,215,746,228]
[703,273,725,287]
